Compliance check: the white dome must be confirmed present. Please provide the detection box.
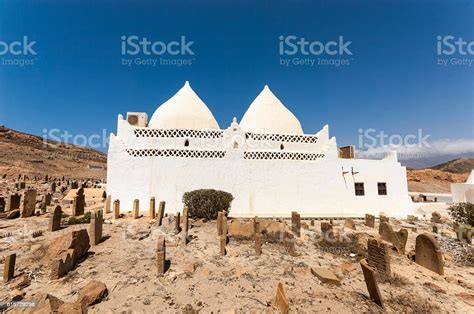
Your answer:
[240,85,303,134]
[148,81,220,130]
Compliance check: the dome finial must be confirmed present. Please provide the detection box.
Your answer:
[184,81,190,87]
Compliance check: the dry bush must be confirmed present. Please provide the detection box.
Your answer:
[388,293,442,313]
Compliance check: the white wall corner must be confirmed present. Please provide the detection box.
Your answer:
[315,124,329,142]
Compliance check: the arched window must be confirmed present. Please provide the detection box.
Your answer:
[280,143,284,150]
[184,139,189,147]
[233,142,238,148]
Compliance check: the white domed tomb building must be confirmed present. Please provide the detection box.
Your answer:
[107,82,412,217]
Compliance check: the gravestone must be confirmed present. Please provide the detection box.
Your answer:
[157,201,165,226]
[71,181,79,189]
[0,197,5,213]
[44,193,52,206]
[321,221,334,241]
[380,215,389,223]
[430,212,441,223]
[217,211,224,236]
[360,259,384,308]
[149,197,156,219]
[174,212,181,233]
[255,221,262,256]
[392,228,408,252]
[21,189,37,218]
[90,209,103,245]
[310,219,315,227]
[105,195,112,214]
[8,193,21,211]
[220,216,227,256]
[272,282,289,314]
[50,181,56,193]
[3,253,16,282]
[365,214,375,228]
[133,199,139,219]
[344,218,356,230]
[49,206,62,232]
[283,232,296,256]
[183,206,189,233]
[291,211,301,237]
[367,238,391,277]
[113,200,120,219]
[415,233,444,275]
[378,222,394,243]
[72,188,85,216]
[157,236,166,275]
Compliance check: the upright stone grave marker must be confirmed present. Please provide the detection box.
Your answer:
[149,197,156,219]
[255,221,262,256]
[21,189,36,218]
[113,200,120,219]
[8,193,21,211]
[48,205,62,232]
[157,201,165,226]
[157,236,166,275]
[105,195,112,214]
[291,211,301,237]
[344,218,356,230]
[360,259,384,308]
[133,199,139,219]
[415,233,444,275]
[90,209,103,245]
[367,238,391,277]
[272,282,289,314]
[3,253,16,282]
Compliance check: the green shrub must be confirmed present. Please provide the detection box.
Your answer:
[448,202,474,227]
[63,211,91,225]
[182,189,233,220]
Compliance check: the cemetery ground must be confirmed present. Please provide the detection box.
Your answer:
[0,178,473,313]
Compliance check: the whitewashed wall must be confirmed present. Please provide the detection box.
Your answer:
[107,115,413,218]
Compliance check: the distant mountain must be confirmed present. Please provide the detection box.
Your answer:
[0,125,106,180]
[406,158,473,193]
[430,158,474,174]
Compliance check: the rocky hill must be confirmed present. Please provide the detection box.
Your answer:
[407,158,473,193]
[0,125,106,180]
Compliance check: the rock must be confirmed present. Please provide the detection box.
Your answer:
[10,289,25,301]
[423,282,446,293]
[301,221,309,229]
[183,262,197,273]
[431,212,441,223]
[58,302,86,313]
[339,262,356,273]
[311,267,341,285]
[456,292,474,306]
[77,280,108,307]
[235,265,250,277]
[6,209,20,219]
[8,274,31,290]
[40,229,90,279]
[331,266,344,280]
[199,267,210,278]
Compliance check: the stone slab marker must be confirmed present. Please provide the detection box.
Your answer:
[174,212,181,233]
[49,205,62,232]
[255,221,262,256]
[291,211,301,237]
[44,193,52,206]
[113,200,120,219]
[392,228,408,253]
[321,221,334,241]
[360,259,384,308]
[3,253,16,282]
[380,215,389,223]
[105,195,112,214]
[8,193,21,211]
[272,282,289,314]
[217,211,224,236]
[367,238,391,277]
[283,232,296,256]
[344,218,356,230]
[378,222,394,243]
[21,189,37,218]
[415,233,444,275]
[133,199,139,219]
[149,197,156,219]
[0,197,5,213]
[157,236,166,275]
[220,216,227,256]
[74,188,85,216]
[365,214,375,228]
[90,209,103,245]
[157,201,165,226]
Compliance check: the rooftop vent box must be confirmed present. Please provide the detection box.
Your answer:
[127,112,148,127]
[339,145,355,159]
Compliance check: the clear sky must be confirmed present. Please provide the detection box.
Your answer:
[0,0,473,160]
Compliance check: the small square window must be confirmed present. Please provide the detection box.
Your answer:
[378,182,387,195]
[355,182,365,196]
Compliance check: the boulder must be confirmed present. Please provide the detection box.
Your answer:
[6,209,20,219]
[311,267,341,285]
[77,280,108,307]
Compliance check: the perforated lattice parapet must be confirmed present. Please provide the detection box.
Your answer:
[126,149,226,159]
[245,132,318,143]
[244,151,325,160]
[133,129,224,139]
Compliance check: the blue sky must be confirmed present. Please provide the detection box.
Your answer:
[0,0,473,161]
